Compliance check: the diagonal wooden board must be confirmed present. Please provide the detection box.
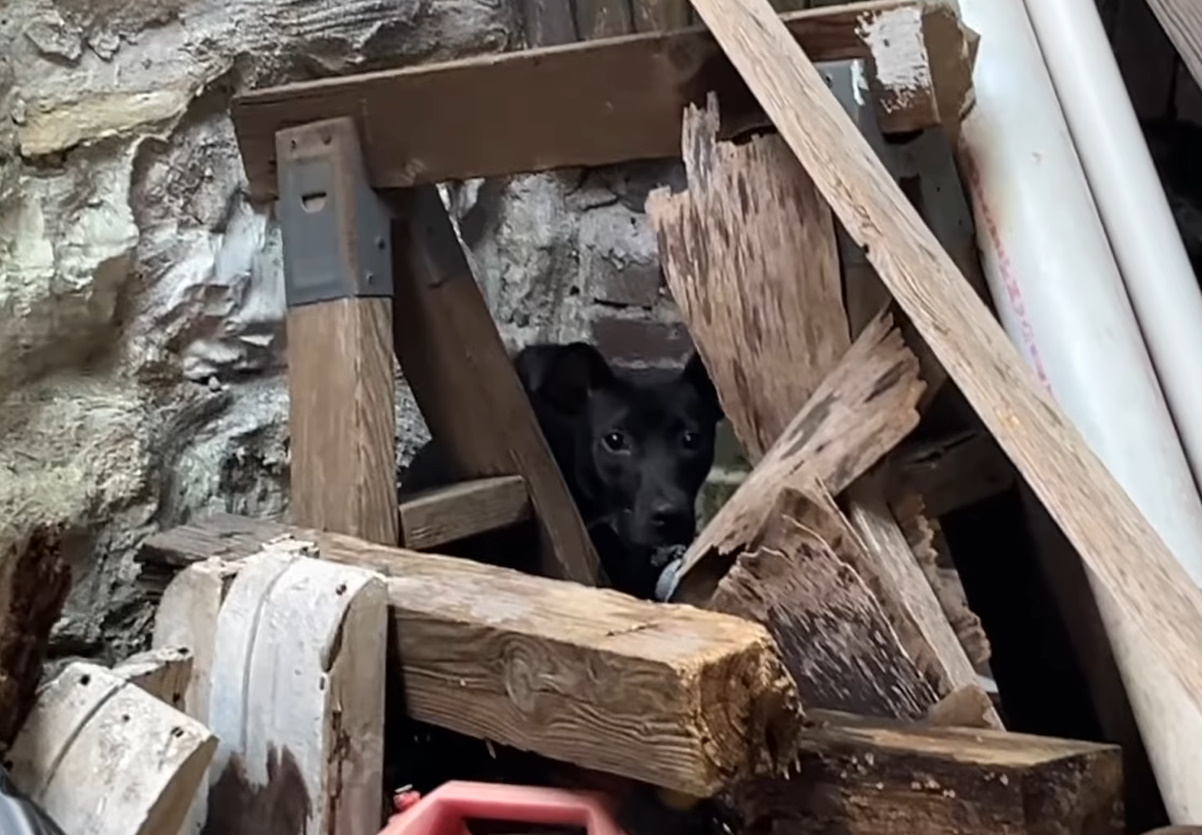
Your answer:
[681,0,1202,715]
[1142,0,1202,90]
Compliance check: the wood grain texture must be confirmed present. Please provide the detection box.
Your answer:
[685,0,1202,721]
[137,514,806,798]
[232,1,966,201]
[647,96,847,462]
[7,661,217,835]
[1143,0,1202,91]
[390,185,601,586]
[286,298,398,545]
[399,475,532,551]
[709,485,940,720]
[0,525,70,753]
[735,709,1123,835]
[847,480,1000,727]
[677,311,924,593]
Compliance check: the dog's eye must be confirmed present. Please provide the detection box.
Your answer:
[680,431,701,450]
[602,431,628,452]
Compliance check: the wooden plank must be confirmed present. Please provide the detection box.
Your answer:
[1143,0,1202,91]
[389,185,601,586]
[7,661,217,835]
[846,479,1000,727]
[735,709,1123,835]
[677,312,924,593]
[150,558,240,835]
[0,524,70,753]
[685,0,1202,732]
[139,515,806,798]
[399,475,532,551]
[647,104,848,461]
[646,100,988,722]
[708,483,940,719]
[231,0,971,201]
[206,547,387,835]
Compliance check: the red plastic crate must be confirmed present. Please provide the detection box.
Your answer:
[378,781,627,835]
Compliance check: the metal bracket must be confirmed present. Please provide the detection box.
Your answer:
[275,117,394,308]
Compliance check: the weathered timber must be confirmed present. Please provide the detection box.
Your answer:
[231,0,974,201]
[647,96,848,462]
[0,524,70,753]
[7,661,217,835]
[389,185,601,585]
[277,119,398,545]
[707,484,939,720]
[399,475,532,551]
[687,0,1202,752]
[139,514,805,798]
[736,709,1123,835]
[112,646,193,710]
[676,312,923,598]
[648,99,989,722]
[206,546,388,835]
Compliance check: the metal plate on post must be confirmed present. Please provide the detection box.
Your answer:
[275,118,394,308]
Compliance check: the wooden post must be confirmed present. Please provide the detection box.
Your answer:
[275,117,398,545]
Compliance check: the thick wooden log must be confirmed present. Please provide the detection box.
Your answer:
[231,1,975,201]
[399,475,532,551]
[140,515,805,798]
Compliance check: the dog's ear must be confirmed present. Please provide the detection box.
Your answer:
[680,351,723,423]
[517,342,615,415]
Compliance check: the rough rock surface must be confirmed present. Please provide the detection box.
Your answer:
[0,0,704,662]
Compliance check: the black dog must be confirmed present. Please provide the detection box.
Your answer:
[399,341,723,599]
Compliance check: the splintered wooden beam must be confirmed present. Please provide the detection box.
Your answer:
[737,710,1123,835]
[139,514,805,798]
[231,0,974,201]
[684,0,1202,750]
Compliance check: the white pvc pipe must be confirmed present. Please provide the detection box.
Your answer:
[1024,0,1202,494]
[955,0,1202,821]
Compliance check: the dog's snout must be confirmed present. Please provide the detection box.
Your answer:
[650,499,694,542]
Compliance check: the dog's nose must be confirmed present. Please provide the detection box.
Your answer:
[650,501,694,542]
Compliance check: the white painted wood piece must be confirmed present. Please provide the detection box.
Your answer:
[206,545,388,835]
[113,645,195,709]
[6,661,217,835]
[151,557,242,835]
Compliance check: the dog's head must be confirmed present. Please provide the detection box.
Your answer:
[516,342,724,563]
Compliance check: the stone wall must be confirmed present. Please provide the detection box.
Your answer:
[0,0,746,664]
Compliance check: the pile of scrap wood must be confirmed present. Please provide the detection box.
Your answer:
[8,0,1202,831]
